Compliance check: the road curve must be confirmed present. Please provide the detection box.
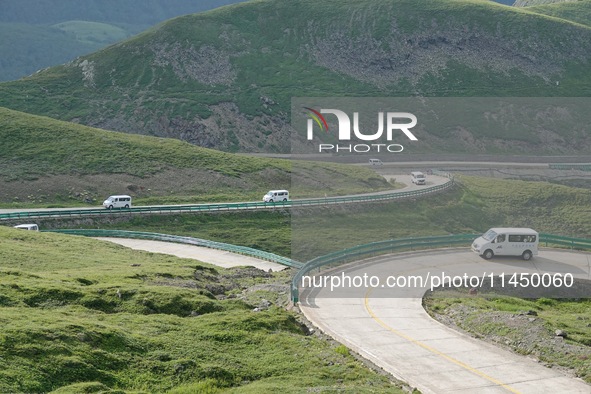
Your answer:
[299,249,591,393]
[94,237,287,271]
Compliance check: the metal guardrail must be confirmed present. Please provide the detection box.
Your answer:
[45,229,303,269]
[549,163,591,171]
[290,233,591,302]
[540,233,591,250]
[0,175,454,221]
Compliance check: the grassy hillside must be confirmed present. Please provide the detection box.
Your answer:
[425,293,591,382]
[514,0,579,7]
[0,226,401,393]
[527,0,591,26]
[0,107,390,206]
[0,0,244,25]
[0,22,109,82]
[280,175,591,259]
[1,0,591,153]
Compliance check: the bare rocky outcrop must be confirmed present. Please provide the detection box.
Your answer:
[152,43,237,85]
[303,17,587,87]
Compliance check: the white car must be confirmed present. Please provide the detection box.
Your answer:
[263,190,289,202]
[103,195,132,209]
[411,171,426,185]
[472,228,539,260]
[14,224,39,231]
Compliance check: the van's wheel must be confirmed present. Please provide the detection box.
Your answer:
[283,198,287,201]
[483,249,494,260]
[522,250,533,261]
[108,205,113,210]
[269,199,273,203]
[124,204,129,209]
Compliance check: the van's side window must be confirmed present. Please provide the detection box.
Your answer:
[508,235,523,242]
[496,234,506,243]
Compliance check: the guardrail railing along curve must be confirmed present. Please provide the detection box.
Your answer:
[0,173,454,221]
[290,233,591,303]
[45,229,303,269]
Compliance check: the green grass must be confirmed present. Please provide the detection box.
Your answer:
[0,1,248,82]
[97,211,293,258]
[0,22,107,82]
[528,0,591,27]
[517,0,588,8]
[289,175,591,260]
[0,226,402,393]
[424,291,591,382]
[1,0,591,153]
[0,106,290,178]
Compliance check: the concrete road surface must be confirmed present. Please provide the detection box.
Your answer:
[300,249,591,393]
[95,238,288,271]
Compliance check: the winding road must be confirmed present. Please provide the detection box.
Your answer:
[94,237,288,271]
[299,249,591,393]
[4,169,590,392]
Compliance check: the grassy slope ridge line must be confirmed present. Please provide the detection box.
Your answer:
[0,226,401,393]
[0,106,289,177]
[526,0,591,27]
[514,0,580,7]
[1,0,591,153]
[0,106,390,206]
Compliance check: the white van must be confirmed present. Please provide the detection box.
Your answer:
[369,158,383,166]
[103,195,132,209]
[411,171,426,185]
[263,190,289,202]
[472,228,539,261]
[14,224,39,231]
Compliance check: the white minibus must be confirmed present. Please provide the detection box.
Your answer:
[103,195,132,209]
[411,171,426,185]
[472,228,539,260]
[262,190,289,202]
[369,158,383,165]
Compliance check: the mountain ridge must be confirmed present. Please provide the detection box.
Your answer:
[1,0,590,153]
[0,0,247,81]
